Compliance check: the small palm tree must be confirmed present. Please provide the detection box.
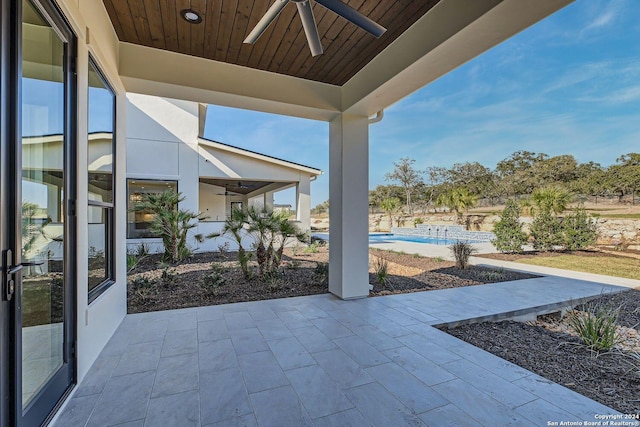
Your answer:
[210,207,253,279]
[436,187,477,224]
[379,197,401,229]
[527,186,572,216]
[272,212,307,270]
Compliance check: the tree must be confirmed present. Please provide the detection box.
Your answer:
[528,186,571,216]
[530,210,563,252]
[563,206,597,250]
[492,200,528,253]
[446,162,496,198]
[496,151,548,197]
[131,191,202,263]
[212,207,252,278]
[385,158,423,214]
[379,197,401,229]
[607,153,640,204]
[436,187,477,225]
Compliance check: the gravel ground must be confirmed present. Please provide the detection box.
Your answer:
[444,290,640,415]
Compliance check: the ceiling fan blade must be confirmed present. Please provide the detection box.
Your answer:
[297,1,323,57]
[315,0,386,38]
[244,0,289,44]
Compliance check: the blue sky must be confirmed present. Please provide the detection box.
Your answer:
[204,0,640,207]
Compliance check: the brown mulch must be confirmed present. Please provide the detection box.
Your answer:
[444,290,640,415]
[127,248,537,313]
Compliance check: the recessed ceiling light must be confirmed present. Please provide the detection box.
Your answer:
[181,9,202,24]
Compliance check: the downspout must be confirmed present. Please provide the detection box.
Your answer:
[368,110,384,124]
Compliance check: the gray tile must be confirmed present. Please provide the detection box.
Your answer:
[344,382,423,427]
[267,337,316,371]
[276,309,309,327]
[515,398,582,426]
[86,371,155,427]
[419,403,482,427]
[198,320,229,343]
[312,349,374,390]
[448,344,531,382]
[383,346,455,386]
[333,336,390,368]
[290,325,337,353]
[247,307,278,321]
[313,409,371,427]
[199,368,252,425]
[310,318,354,339]
[145,389,199,427]
[129,319,168,344]
[74,355,120,397]
[365,363,449,413]
[351,325,403,351]
[224,311,256,331]
[197,305,225,322]
[441,358,537,408]
[51,393,100,427]
[432,379,522,426]
[204,413,257,427]
[256,318,293,341]
[199,338,239,372]
[112,341,162,377]
[238,351,289,393]
[161,329,198,357]
[167,312,197,331]
[250,386,313,427]
[229,328,269,355]
[113,421,144,427]
[152,353,199,398]
[285,365,353,419]
[396,334,462,365]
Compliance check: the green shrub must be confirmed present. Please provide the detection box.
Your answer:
[414,217,424,226]
[450,241,476,269]
[563,206,597,250]
[201,271,226,295]
[129,276,156,301]
[304,241,320,254]
[530,210,563,252]
[313,262,329,286]
[160,268,178,288]
[433,256,445,262]
[492,200,528,253]
[568,299,621,352]
[372,256,391,288]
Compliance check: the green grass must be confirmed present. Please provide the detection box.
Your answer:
[597,213,640,219]
[517,254,640,280]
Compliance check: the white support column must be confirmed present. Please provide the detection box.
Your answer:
[296,176,311,231]
[329,114,369,299]
[263,191,274,211]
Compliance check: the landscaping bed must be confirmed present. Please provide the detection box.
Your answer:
[127,248,537,313]
[444,290,640,415]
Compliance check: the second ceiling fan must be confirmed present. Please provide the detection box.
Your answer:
[244,0,386,57]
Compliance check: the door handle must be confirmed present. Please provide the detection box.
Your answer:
[2,249,44,301]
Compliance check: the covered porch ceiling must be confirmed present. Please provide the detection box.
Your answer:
[97,0,573,120]
[199,178,285,196]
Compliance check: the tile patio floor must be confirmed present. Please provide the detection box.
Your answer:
[52,276,625,427]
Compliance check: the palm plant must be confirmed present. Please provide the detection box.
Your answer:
[247,206,278,276]
[436,187,477,225]
[210,207,252,279]
[379,197,401,229]
[527,186,572,216]
[272,212,307,270]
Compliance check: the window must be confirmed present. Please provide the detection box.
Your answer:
[87,58,115,302]
[127,179,178,238]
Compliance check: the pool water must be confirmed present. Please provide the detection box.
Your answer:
[369,233,480,245]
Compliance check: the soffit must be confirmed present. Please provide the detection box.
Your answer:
[102,0,441,86]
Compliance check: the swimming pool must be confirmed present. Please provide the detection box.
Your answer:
[368,233,480,245]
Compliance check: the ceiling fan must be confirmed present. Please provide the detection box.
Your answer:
[216,186,241,196]
[244,0,386,57]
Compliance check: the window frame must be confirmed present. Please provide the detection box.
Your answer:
[126,178,179,239]
[87,56,116,304]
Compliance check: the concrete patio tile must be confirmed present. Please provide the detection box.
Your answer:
[313,409,370,427]
[377,308,423,326]
[51,393,100,427]
[343,382,424,427]
[366,320,413,338]
[161,329,198,357]
[267,337,316,371]
[311,349,374,390]
[196,305,225,321]
[396,334,462,365]
[86,371,155,427]
[514,398,582,426]
[128,319,168,344]
[197,319,230,342]
[256,318,293,341]
[441,358,537,408]
[238,351,289,393]
[382,346,456,386]
[419,403,483,426]
[151,353,199,398]
[112,341,163,377]
[204,414,258,427]
[310,318,354,339]
[365,362,449,414]
[199,338,239,372]
[333,336,390,368]
[392,306,440,324]
[144,389,199,427]
[326,309,369,329]
[247,307,278,321]
[350,325,403,351]
[74,355,120,397]
[229,327,269,355]
[512,374,620,419]
[290,325,337,353]
[166,311,197,332]
[224,311,256,331]
[199,368,252,425]
[285,365,353,419]
[276,309,309,327]
[112,420,144,427]
[448,343,531,382]
[432,379,522,426]
[294,303,329,320]
[250,385,313,427]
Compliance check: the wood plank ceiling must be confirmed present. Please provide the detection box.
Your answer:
[102,0,440,86]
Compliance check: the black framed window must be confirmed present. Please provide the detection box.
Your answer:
[87,58,115,302]
[127,179,177,238]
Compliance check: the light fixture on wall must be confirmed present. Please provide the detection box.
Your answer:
[180,9,203,24]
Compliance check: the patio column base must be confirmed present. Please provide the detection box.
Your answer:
[328,113,369,300]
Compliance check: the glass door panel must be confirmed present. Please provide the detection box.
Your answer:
[20,0,65,409]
